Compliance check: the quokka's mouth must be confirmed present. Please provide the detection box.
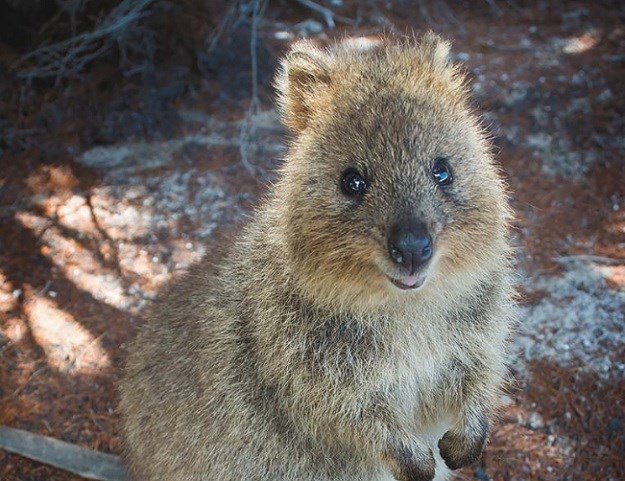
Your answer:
[387,272,427,291]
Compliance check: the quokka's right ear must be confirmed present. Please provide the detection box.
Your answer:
[419,31,453,72]
[274,40,332,132]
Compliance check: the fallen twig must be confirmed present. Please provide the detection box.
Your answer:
[294,0,354,28]
[239,0,268,176]
[0,426,129,481]
[13,0,156,81]
[205,0,240,52]
[554,255,625,266]
[10,366,48,398]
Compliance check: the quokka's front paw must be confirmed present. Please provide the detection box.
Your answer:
[437,414,489,470]
[384,439,436,481]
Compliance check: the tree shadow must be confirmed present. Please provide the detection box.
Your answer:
[0,107,272,480]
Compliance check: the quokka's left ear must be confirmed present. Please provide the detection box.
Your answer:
[274,40,332,132]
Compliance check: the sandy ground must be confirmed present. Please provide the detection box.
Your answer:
[1,1,624,480]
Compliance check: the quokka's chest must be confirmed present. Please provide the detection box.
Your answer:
[387,325,473,402]
[298,309,480,391]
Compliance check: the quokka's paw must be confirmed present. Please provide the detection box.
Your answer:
[384,439,436,481]
[437,414,489,470]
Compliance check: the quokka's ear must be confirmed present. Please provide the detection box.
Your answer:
[419,31,453,72]
[414,31,466,90]
[274,40,332,132]
[335,36,383,54]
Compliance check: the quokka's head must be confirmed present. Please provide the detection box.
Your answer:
[273,33,511,309]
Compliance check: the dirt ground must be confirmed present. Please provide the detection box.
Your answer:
[1,1,624,480]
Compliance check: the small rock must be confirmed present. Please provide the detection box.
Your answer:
[528,412,545,429]
[274,30,292,40]
[295,19,324,37]
[610,194,620,211]
[474,466,490,481]
[595,89,614,102]
[608,417,621,433]
[568,97,591,115]
[571,71,586,86]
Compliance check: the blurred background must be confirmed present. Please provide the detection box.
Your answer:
[0,0,623,479]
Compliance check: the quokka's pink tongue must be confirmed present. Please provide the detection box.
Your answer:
[400,274,422,288]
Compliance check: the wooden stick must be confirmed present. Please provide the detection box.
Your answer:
[554,255,625,266]
[0,426,129,481]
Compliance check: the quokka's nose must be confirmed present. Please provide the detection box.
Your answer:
[387,220,433,273]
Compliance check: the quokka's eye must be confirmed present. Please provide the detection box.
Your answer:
[341,168,368,197]
[432,157,453,186]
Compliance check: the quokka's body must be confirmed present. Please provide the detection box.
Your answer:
[120,33,515,481]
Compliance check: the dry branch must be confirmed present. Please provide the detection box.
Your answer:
[12,0,157,81]
[294,0,354,28]
[239,0,269,176]
[0,426,129,481]
[554,255,625,266]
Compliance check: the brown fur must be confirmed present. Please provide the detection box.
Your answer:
[119,33,515,481]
